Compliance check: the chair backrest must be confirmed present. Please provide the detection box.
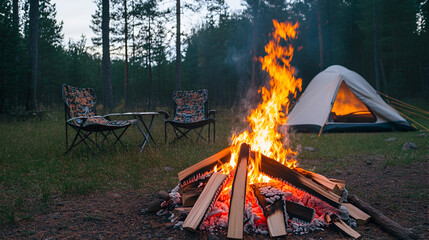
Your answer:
[62,84,97,118]
[173,89,208,122]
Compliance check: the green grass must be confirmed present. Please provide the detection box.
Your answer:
[0,108,428,226]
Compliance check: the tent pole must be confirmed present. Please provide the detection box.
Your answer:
[318,124,325,136]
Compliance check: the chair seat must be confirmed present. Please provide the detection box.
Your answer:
[68,117,137,131]
[166,118,215,129]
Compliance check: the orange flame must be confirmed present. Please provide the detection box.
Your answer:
[224,20,302,182]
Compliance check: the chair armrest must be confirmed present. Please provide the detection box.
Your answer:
[158,110,170,119]
[103,113,123,117]
[208,110,216,118]
[66,115,104,123]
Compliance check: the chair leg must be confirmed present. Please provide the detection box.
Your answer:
[111,126,130,149]
[65,127,84,154]
[208,123,210,143]
[213,122,215,143]
[65,123,69,152]
[165,122,168,144]
[170,127,192,144]
[193,127,207,142]
[100,131,111,145]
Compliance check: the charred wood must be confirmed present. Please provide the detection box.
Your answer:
[260,154,341,208]
[286,200,315,223]
[251,183,287,237]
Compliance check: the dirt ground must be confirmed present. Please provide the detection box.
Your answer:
[1,159,428,240]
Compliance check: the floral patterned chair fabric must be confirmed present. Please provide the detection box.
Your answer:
[63,84,97,118]
[173,89,208,123]
[161,89,216,144]
[63,84,136,128]
[62,84,137,153]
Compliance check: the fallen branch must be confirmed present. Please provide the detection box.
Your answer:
[348,194,418,240]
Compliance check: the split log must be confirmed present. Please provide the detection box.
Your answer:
[285,200,315,223]
[251,183,287,237]
[227,143,249,239]
[182,172,228,231]
[295,167,347,193]
[173,207,191,222]
[342,203,370,225]
[260,154,341,208]
[178,147,231,184]
[179,177,210,207]
[348,194,418,240]
[329,178,346,188]
[332,184,343,196]
[325,214,361,239]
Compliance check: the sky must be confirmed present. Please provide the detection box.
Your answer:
[51,0,245,47]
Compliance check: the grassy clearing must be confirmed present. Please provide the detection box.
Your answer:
[0,108,428,226]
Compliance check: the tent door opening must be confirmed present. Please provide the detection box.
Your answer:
[328,82,376,123]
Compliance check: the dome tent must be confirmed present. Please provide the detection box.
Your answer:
[287,65,415,133]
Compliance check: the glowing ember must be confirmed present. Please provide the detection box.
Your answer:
[218,20,302,182]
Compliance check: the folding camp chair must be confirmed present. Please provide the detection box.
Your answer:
[62,84,137,154]
[160,89,216,144]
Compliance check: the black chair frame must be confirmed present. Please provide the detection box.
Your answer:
[62,84,134,154]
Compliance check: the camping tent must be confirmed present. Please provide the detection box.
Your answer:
[287,65,415,133]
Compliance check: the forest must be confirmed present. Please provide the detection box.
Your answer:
[0,0,428,114]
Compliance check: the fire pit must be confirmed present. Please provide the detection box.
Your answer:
[152,20,417,240]
[170,144,360,239]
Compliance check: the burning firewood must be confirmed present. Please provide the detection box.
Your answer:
[227,143,249,239]
[295,167,342,191]
[251,183,287,237]
[285,200,315,223]
[179,175,211,207]
[182,172,228,231]
[260,154,342,207]
[295,167,370,225]
[178,147,231,184]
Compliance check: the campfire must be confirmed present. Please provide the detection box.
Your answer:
[155,20,417,240]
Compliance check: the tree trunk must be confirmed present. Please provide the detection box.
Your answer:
[380,57,388,93]
[26,0,39,111]
[252,7,259,87]
[124,0,129,109]
[13,0,19,109]
[12,0,19,32]
[373,0,381,91]
[251,3,258,88]
[102,0,113,110]
[175,0,181,90]
[148,16,153,108]
[317,0,324,71]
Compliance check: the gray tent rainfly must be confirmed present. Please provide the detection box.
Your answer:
[287,65,415,133]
